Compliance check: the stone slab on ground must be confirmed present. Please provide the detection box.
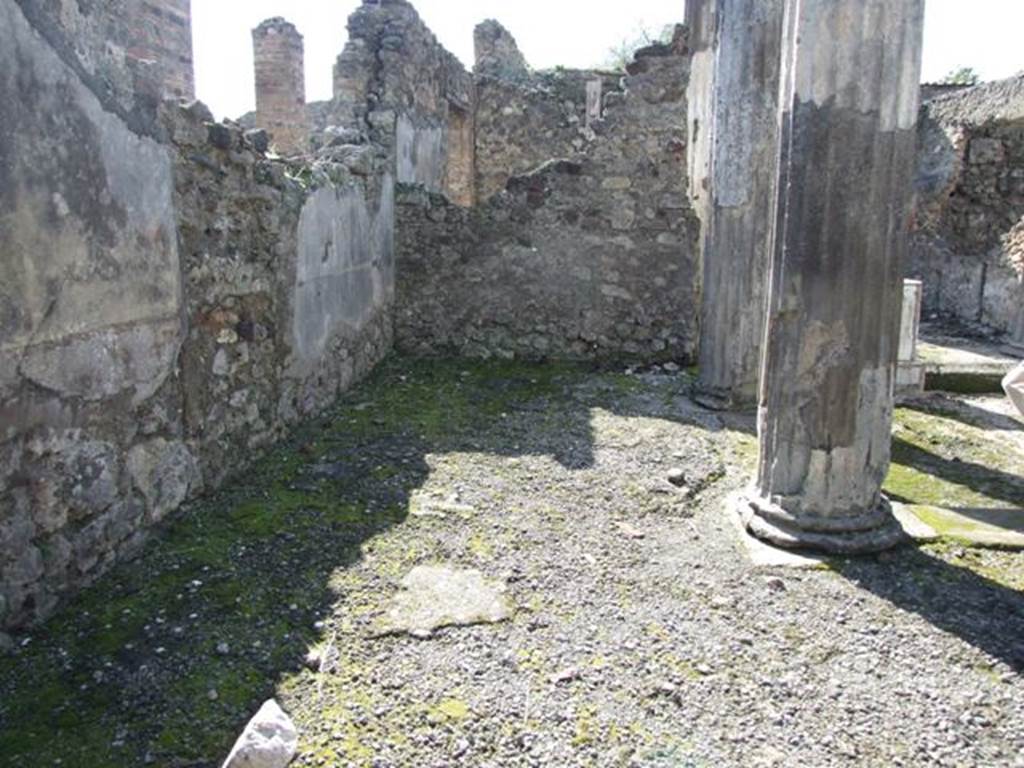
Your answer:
[375,565,513,638]
[918,331,1018,393]
[892,503,942,543]
[900,504,1024,550]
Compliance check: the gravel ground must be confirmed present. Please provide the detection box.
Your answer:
[1,358,1022,768]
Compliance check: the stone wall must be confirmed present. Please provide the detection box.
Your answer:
[909,75,1024,343]
[395,44,699,363]
[253,17,309,156]
[10,0,178,135]
[1,0,183,628]
[0,0,394,630]
[167,106,394,490]
[474,20,530,83]
[474,69,623,202]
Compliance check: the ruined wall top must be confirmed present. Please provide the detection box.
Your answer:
[127,0,195,102]
[333,0,474,131]
[254,16,303,40]
[924,73,1024,126]
[474,19,530,82]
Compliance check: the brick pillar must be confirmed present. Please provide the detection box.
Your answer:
[127,0,195,100]
[253,18,309,156]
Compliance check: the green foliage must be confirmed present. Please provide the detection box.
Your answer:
[602,24,675,71]
[941,67,981,86]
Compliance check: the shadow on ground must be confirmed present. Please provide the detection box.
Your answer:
[903,395,1024,433]
[890,437,1024,509]
[835,545,1024,673]
[0,356,715,767]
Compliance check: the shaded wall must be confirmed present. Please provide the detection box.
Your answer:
[1,0,184,628]
[0,0,394,629]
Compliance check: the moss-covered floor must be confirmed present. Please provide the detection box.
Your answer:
[1,358,1021,767]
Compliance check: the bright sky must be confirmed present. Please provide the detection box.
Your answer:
[193,0,1024,120]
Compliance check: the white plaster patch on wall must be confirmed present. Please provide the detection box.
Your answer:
[291,182,391,367]
[396,114,445,191]
[0,0,182,404]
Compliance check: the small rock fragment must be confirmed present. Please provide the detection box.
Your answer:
[654,681,677,696]
[616,521,646,540]
[667,468,687,487]
[222,699,298,768]
[303,649,321,670]
[244,128,270,153]
[549,667,582,685]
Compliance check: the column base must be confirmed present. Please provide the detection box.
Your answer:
[737,492,907,555]
[692,383,757,413]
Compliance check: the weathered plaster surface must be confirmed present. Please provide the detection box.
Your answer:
[687,0,784,410]
[748,0,925,552]
[293,179,395,368]
[1,0,395,629]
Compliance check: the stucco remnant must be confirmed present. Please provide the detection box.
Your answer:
[741,0,926,554]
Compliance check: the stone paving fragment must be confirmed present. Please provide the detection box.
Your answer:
[375,565,513,638]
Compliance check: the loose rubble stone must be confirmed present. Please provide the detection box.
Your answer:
[222,699,298,768]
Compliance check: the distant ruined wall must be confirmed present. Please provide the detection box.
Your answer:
[333,0,475,204]
[474,19,530,83]
[909,75,1024,343]
[0,0,394,630]
[474,69,622,201]
[395,44,699,362]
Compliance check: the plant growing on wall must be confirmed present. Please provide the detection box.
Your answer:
[941,67,981,86]
[602,24,675,71]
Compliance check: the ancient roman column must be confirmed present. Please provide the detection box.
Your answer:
[739,0,926,553]
[686,0,785,411]
[253,18,309,156]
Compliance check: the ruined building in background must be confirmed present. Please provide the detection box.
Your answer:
[0,0,1021,628]
[912,77,1024,346]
